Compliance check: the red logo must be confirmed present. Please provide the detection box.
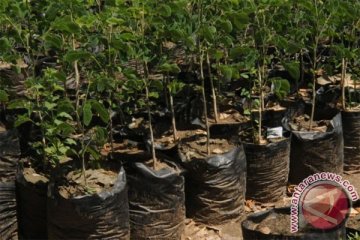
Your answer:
[300,182,350,230]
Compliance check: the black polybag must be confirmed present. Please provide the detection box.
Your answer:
[0,129,20,181]
[0,130,20,240]
[47,167,130,239]
[342,111,360,173]
[178,145,246,225]
[16,168,48,240]
[283,112,344,184]
[243,137,290,202]
[242,207,346,240]
[0,182,17,240]
[126,161,185,239]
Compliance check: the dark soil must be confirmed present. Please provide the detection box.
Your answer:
[143,158,179,172]
[208,109,249,124]
[289,114,331,132]
[101,140,150,162]
[101,140,145,156]
[58,168,118,199]
[239,127,285,145]
[179,131,237,160]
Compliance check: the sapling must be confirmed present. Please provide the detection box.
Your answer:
[159,63,182,141]
[296,0,338,130]
[195,0,211,154]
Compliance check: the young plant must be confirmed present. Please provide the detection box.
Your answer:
[297,0,339,129]
[330,0,360,110]
[127,0,162,168]
[49,0,110,183]
[158,63,183,141]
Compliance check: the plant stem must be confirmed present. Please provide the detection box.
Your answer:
[341,58,347,110]
[258,65,263,144]
[206,52,219,123]
[168,74,177,141]
[200,50,210,155]
[299,50,304,94]
[72,34,86,185]
[144,61,157,168]
[309,43,318,131]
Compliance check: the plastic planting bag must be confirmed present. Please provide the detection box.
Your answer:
[342,111,360,172]
[0,182,17,240]
[0,129,20,239]
[243,136,290,203]
[127,161,185,239]
[47,167,130,239]
[283,112,344,184]
[16,169,48,240]
[178,146,246,225]
[0,129,20,181]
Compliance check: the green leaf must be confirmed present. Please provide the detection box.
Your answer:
[219,65,233,82]
[57,112,73,120]
[231,12,249,30]
[202,26,217,42]
[219,19,233,33]
[90,100,109,123]
[52,16,81,34]
[168,80,185,95]
[106,17,124,26]
[65,138,77,146]
[271,77,291,100]
[0,90,9,102]
[159,4,172,17]
[148,92,159,98]
[64,50,91,63]
[8,99,31,110]
[44,34,63,49]
[15,115,32,127]
[45,101,57,110]
[0,37,11,52]
[159,63,180,74]
[83,102,92,126]
[282,61,300,81]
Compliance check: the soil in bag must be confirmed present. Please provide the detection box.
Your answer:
[16,167,49,240]
[178,132,246,225]
[126,159,185,240]
[283,105,343,184]
[47,166,130,240]
[342,111,360,173]
[242,133,291,203]
[242,207,347,240]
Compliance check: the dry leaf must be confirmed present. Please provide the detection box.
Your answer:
[212,148,223,154]
[258,227,271,234]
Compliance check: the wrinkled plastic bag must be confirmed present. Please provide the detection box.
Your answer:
[342,111,360,173]
[0,129,20,239]
[47,167,130,240]
[0,182,17,240]
[243,137,290,202]
[16,168,48,240]
[283,111,343,184]
[178,146,246,225]
[126,161,185,239]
